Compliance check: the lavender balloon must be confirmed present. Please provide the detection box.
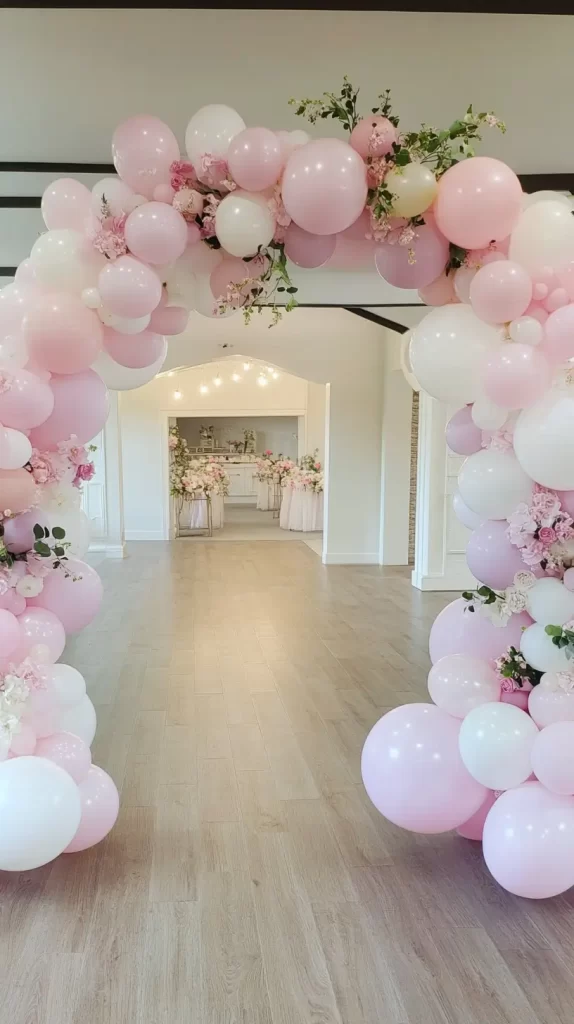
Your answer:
[466,519,527,590]
[446,406,483,456]
[429,598,532,665]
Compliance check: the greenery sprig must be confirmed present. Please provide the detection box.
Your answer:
[289,76,361,132]
[462,584,501,613]
[545,624,574,660]
[0,521,74,576]
[496,646,542,689]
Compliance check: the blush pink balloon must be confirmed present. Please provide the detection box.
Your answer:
[186,223,201,246]
[501,690,530,712]
[103,327,166,369]
[28,370,109,449]
[210,257,250,301]
[419,272,456,306]
[112,115,180,198]
[124,203,187,265]
[10,723,36,756]
[544,288,569,313]
[483,343,551,409]
[0,367,54,430]
[483,782,574,898]
[531,722,574,795]
[375,222,449,289]
[282,139,367,236]
[228,127,284,192]
[28,558,102,633]
[0,468,37,515]
[428,654,500,718]
[64,764,120,853]
[284,222,336,269]
[41,178,92,232]
[466,519,528,590]
[24,293,103,374]
[98,256,162,319]
[0,590,26,615]
[469,260,532,324]
[529,679,574,728]
[34,731,92,784]
[16,608,66,663]
[153,184,175,203]
[524,302,548,325]
[435,157,523,249]
[429,598,532,665]
[361,703,487,834]
[0,609,21,658]
[456,790,497,840]
[0,283,36,337]
[349,116,397,158]
[556,490,574,520]
[149,303,189,336]
[445,405,483,455]
[541,305,574,365]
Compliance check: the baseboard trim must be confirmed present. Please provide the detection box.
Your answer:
[89,541,126,559]
[125,530,167,541]
[412,569,475,592]
[322,551,380,565]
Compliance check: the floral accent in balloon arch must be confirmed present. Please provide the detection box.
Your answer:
[2,77,572,883]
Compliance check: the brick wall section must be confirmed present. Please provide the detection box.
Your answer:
[408,391,419,565]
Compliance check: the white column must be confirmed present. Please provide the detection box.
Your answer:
[379,337,413,566]
[88,393,126,558]
[412,393,474,591]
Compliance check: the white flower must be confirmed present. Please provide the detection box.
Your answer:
[504,587,528,614]
[0,711,20,739]
[513,571,537,592]
[16,575,44,598]
[478,600,512,627]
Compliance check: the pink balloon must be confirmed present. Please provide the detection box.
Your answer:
[419,272,456,306]
[466,519,528,589]
[149,303,189,336]
[35,731,91,784]
[23,293,103,374]
[435,157,523,249]
[524,302,548,325]
[64,764,119,853]
[153,184,175,204]
[361,703,487,834]
[429,598,532,665]
[284,223,336,269]
[282,139,367,236]
[10,723,37,756]
[428,655,501,718]
[483,343,551,409]
[28,370,109,449]
[41,178,92,232]
[541,305,574,365]
[445,405,483,455]
[557,490,574,519]
[501,690,530,712]
[103,327,166,369]
[0,284,36,337]
[0,590,26,615]
[28,558,102,633]
[98,256,162,319]
[349,116,397,158]
[0,609,21,658]
[16,607,65,663]
[0,468,37,515]
[124,203,187,265]
[112,115,180,198]
[0,367,54,430]
[375,222,449,289]
[531,722,574,795]
[457,790,497,840]
[210,257,250,302]
[15,259,38,286]
[544,287,569,313]
[186,223,201,246]
[228,127,284,192]
[483,782,574,898]
[470,260,532,324]
[529,678,574,728]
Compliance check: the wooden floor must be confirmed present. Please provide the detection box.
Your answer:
[3,540,574,1023]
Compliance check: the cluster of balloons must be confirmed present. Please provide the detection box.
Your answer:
[362,165,574,899]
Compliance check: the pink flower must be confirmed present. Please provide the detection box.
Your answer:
[28,451,59,486]
[73,462,95,487]
[267,185,290,238]
[521,538,545,566]
[173,187,204,222]
[0,370,14,394]
[499,677,516,693]
[170,160,197,192]
[198,154,233,191]
[93,215,128,260]
[200,194,220,239]
[168,435,178,450]
[539,526,557,545]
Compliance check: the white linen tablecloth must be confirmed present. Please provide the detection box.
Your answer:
[257,480,274,511]
[181,492,224,531]
[280,489,323,532]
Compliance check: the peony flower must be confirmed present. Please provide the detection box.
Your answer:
[173,187,205,221]
[539,526,557,545]
[499,677,517,693]
[73,462,95,487]
[28,450,59,486]
[170,159,197,192]
[0,370,15,394]
[93,215,128,260]
[513,570,537,591]
[504,587,528,614]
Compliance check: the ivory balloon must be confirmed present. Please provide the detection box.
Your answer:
[514,390,574,491]
[0,756,81,871]
[185,104,246,165]
[529,676,574,728]
[509,200,574,276]
[385,163,437,218]
[521,623,570,673]
[531,722,574,795]
[0,426,32,469]
[458,702,538,790]
[458,449,532,520]
[30,230,105,294]
[215,191,275,258]
[452,492,482,531]
[428,655,501,718]
[43,662,87,707]
[58,695,97,747]
[526,577,574,625]
[471,396,508,431]
[409,304,501,405]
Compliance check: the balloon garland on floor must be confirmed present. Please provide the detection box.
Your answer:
[1,78,567,876]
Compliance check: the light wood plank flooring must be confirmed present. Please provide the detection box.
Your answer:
[3,539,574,1023]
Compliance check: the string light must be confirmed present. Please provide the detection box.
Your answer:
[199,384,209,395]
[256,374,269,387]
[243,361,252,371]
[266,366,274,374]
[173,390,182,400]
[231,373,242,382]
[167,371,174,377]
[213,373,223,387]
[271,371,280,379]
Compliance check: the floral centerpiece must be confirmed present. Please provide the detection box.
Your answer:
[255,451,278,482]
[495,647,542,693]
[461,570,537,626]
[282,451,324,493]
[507,485,574,577]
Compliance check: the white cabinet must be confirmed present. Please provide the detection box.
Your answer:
[225,463,258,504]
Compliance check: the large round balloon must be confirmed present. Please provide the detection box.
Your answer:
[16,607,66,663]
[43,662,87,707]
[409,304,501,405]
[215,191,275,258]
[0,367,54,430]
[185,104,246,166]
[509,200,574,276]
[34,732,91,784]
[64,765,119,853]
[428,655,501,718]
[531,722,574,795]
[98,256,162,319]
[112,115,180,198]
[526,577,574,626]
[58,695,97,747]
[28,370,109,449]
[429,598,532,665]
[466,519,528,589]
[30,229,105,294]
[227,127,284,192]
[28,558,103,633]
[482,783,574,898]
[521,623,570,674]
[361,703,487,833]
[513,389,574,490]
[458,449,532,520]
[124,203,188,265]
[92,343,167,391]
[458,702,538,790]
[435,157,522,249]
[41,178,92,232]
[282,139,368,236]
[0,426,32,470]
[103,327,165,370]
[23,293,103,374]
[375,222,448,289]
[0,756,81,871]
[529,673,574,727]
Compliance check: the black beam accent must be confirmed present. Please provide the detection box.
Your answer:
[0,162,114,174]
[0,196,41,208]
[344,307,409,333]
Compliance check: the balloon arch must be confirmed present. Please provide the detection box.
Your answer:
[2,79,574,892]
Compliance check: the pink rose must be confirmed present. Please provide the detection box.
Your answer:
[499,677,516,693]
[539,526,557,545]
[73,462,95,487]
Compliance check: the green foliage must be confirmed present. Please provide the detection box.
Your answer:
[289,75,361,133]
[497,646,542,689]
[546,624,574,659]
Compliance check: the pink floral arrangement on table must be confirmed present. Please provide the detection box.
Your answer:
[255,453,277,482]
[507,484,574,576]
[274,458,296,482]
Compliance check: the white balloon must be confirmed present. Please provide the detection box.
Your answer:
[0,756,81,870]
[58,695,97,746]
[0,333,28,367]
[458,448,532,520]
[30,229,105,294]
[509,315,543,346]
[98,308,151,334]
[215,190,275,258]
[509,201,574,275]
[521,622,571,673]
[453,266,477,305]
[0,282,33,337]
[522,190,573,210]
[459,702,538,790]
[81,287,102,309]
[91,176,136,218]
[41,505,91,559]
[185,104,246,165]
[92,343,167,391]
[526,577,574,626]
[409,304,502,404]
[452,492,482,531]
[0,426,32,469]
[192,275,237,319]
[40,481,82,514]
[44,663,87,707]
[399,330,420,391]
[471,395,508,431]
[514,388,574,490]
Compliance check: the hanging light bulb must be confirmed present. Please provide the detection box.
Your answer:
[199,384,209,395]
[167,371,174,377]
[173,389,182,400]
[243,361,252,371]
[266,366,274,374]
[213,373,223,387]
[231,372,242,383]
[271,371,279,380]
[256,374,269,387]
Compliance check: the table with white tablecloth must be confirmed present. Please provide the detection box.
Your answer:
[179,492,225,533]
[280,488,323,532]
[256,480,274,511]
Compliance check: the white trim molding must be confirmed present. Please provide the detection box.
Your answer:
[322,552,380,565]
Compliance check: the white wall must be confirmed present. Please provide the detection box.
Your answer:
[305,383,326,464]
[177,416,299,459]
